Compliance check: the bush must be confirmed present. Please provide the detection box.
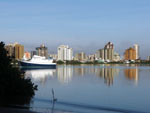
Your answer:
[57,60,64,64]
[0,42,37,105]
[66,60,82,64]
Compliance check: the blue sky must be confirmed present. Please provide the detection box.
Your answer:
[0,0,150,58]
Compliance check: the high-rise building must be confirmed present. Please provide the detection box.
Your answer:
[36,44,48,58]
[57,45,73,61]
[31,51,37,58]
[104,42,114,49]
[134,44,139,59]
[147,56,150,61]
[5,43,24,60]
[124,47,136,60]
[74,52,87,61]
[5,44,15,58]
[96,42,115,61]
[14,44,24,60]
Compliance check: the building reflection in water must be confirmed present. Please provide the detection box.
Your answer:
[74,66,120,86]
[24,65,139,86]
[57,65,73,84]
[95,68,120,86]
[25,69,56,84]
[124,67,139,85]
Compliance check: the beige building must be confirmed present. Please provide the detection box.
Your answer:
[36,44,48,58]
[147,56,150,61]
[96,42,115,61]
[49,54,58,60]
[5,43,24,60]
[74,52,87,62]
[5,44,15,57]
[134,44,139,60]
[88,54,95,61]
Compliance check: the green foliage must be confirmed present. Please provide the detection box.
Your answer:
[0,42,37,105]
[56,60,64,64]
[84,61,94,64]
[66,60,82,64]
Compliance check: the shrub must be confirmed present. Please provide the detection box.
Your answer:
[0,42,37,105]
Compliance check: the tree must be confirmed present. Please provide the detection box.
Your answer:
[0,42,37,105]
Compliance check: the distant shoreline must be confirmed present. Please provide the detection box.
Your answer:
[11,60,150,67]
[56,61,150,65]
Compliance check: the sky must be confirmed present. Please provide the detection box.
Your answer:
[0,0,150,58]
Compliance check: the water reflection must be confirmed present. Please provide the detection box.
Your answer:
[74,66,120,86]
[25,69,56,84]
[23,65,150,113]
[57,65,73,84]
[24,65,141,86]
[95,68,120,86]
[124,67,139,84]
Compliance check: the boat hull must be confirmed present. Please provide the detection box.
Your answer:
[20,61,56,69]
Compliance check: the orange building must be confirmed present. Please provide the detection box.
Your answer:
[24,52,31,59]
[124,48,136,60]
[14,44,24,60]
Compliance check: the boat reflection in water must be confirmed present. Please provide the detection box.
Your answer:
[25,69,56,84]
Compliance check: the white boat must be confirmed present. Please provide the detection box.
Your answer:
[20,55,56,69]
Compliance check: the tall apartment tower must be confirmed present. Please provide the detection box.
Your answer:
[36,44,48,58]
[14,44,24,60]
[31,51,37,58]
[96,42,115,61]
[5,43,24,60]
[104,42,114,61]
[134,44,139,59]
[124,47,136,60]
[5,44,15,58]
[58,45,73,61]
[104,42,114,49]
[75,52,87,61]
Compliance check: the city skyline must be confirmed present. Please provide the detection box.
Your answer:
[5,42,146,62]
[1,0,150,58]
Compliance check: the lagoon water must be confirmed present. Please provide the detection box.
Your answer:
[24,64,150,113]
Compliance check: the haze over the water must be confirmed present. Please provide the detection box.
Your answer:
[0,0,150,58]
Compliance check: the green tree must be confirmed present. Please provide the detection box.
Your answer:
[0,42,37,105]
[57,60,64,64]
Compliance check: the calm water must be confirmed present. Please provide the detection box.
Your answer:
[24,64,150,113]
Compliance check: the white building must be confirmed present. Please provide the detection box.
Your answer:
[113,52,121,61]
[134,44,139,59]
[57,45,73,61]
